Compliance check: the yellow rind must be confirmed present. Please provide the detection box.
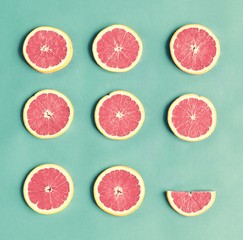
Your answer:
[23,164,74,215]
[166,191,216,217]
[170,24,220,75]
[94,90,145,140]
[92,24,143,72]
[23,89,74,139]
[23,26,73,73]
[167,93,217,142]
[93,166,145,216]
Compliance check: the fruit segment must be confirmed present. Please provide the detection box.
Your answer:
[167,191,216,216]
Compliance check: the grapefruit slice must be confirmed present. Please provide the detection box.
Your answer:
[92,24,143,72]
[167,94,217,142]
[170,24,220,74]
[93,166,145,216]
[23,26,73,73]
[23,89,74,139]
[94,90,145,140]
[23,164,74,214]
[167,191,216,216]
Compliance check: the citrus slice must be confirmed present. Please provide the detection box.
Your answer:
[167,191,216,216]
[94,90,145,140]
[167,94,217,142]
[23,26,73,73]
[170,24,220,74]
[93,166,145,216]
[92,24,143,72]
[23,89,74,139]
[23,164,74,214]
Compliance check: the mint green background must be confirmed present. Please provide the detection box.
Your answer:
[0,0,242,239]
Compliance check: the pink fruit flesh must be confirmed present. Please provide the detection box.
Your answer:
[98,94,142,137]
[27,93,71,136]
[26,30,68,68]
[171,191,212,213]
[171,98,212,138]
[98,170,141,212]
[173,28,217,71]
[96,28,140,69]
[28,168,70,210]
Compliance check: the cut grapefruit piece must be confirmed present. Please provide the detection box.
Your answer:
[92,24,143,72]
[23,164,74,214]
[94,90,145,140]
[93,166,145,216]
[23,89,74,139]
[167,191,216,216]
[170,24,220,74]
[167,94,217,142]
[23,26,73,73]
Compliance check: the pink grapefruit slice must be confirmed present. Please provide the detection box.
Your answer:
[167,94,217,142]
[170,24,220,74]
[23,89,74,139]
[23,164,74,214]
[167,191,216,216]
[94,90,145,140]
[93,166,145,216]
[23,26,73,73]
[92,24,143,72]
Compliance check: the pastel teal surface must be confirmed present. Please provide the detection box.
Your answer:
[0,0,242,239]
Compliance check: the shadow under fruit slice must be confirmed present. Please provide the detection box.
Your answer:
[170,24,220,74]
[167,94,217,142]
[23,89,74,139]
[94,90,145,140]
[93,166,145,216]
[23,26,73,73]
[23,164,74,214]
[167,191,216,216]
[92,24,143,72]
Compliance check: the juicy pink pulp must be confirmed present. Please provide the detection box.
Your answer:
[171,97,213,138]
[98,94,142,137]
[27,93,71,136]
[96,28,140,69]
[173,27,217,71]
[28,168,70,210]
[171,191,212,213]
[98,170,141,212]
[26,30,68,68]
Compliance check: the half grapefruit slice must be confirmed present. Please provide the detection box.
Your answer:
[167,191,216,216]
[23,26,73,73]
[23,89,74,139]
[94,90,145,140]
[23,164,74,214]
[170,24,220,74]
[167,94,217,142]
[92,24,143,72]
[93,166,145,216]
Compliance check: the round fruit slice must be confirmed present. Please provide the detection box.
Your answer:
[92,24,143,72]
[94,90,145,140]
[167,191,216,216]
[23,89,74,139]
[93,166,145,216]
[23,26,73,73]
[167,94,217,142]
[170,24,220,74]
[23,164,74,214]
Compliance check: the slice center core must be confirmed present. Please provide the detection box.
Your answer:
[45,186,53,193]
[116,111,124,119]
[40,45,51,52]
[114,186,123,197]
[190,114,196,120]
[44,110,53,119]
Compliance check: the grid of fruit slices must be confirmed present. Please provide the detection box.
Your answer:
[21,23,219,216]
